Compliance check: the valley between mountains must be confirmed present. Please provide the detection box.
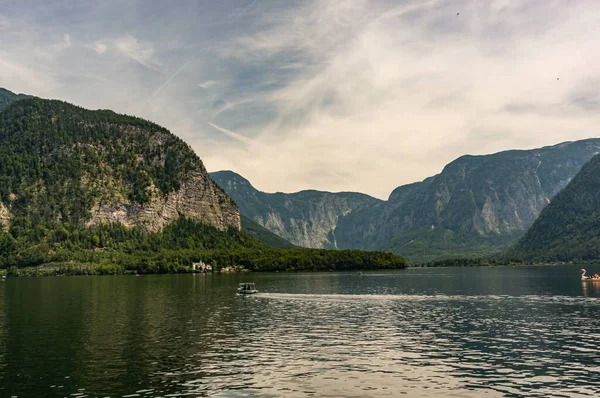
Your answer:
[211,139,600,262]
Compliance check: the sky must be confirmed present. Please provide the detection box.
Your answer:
[1,0,599,199]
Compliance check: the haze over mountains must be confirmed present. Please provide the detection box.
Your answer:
[212,139,600,262]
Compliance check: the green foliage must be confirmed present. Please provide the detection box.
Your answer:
[0,217,406,275]
[377,227,523,263]
[510,154,600,261]
[0,93,406,276]
[0,88,30,112]
[0,98,200,227]
[415,257,526,267]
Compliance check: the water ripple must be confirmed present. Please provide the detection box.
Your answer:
[2,271,600,397]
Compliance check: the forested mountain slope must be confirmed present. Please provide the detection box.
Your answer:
[510,154,600,261]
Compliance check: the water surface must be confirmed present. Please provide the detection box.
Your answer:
[1,264,599,397]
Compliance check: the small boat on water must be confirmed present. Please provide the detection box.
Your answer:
[237,282,259,295]
[581,269,600,281]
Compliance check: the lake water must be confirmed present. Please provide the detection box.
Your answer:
[1,264,599,397]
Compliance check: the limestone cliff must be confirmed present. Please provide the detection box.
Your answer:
[209,171,381,248]
[335,139,600,261]
[86,170,240,232]
[0,95,240,233]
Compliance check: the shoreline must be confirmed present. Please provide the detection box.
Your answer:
[0,263,406,278]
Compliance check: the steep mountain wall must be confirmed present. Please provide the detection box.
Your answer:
[210,171,381,248]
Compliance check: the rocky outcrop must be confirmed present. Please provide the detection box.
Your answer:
[210,171,381,248]
[0,202,10,232]
[0,94,241,234]
[212,139,600,262]
[87,171,240,232]
[334,139,600,261]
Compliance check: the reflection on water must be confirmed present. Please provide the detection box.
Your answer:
[582,281,600,297]
[0,265,599,397]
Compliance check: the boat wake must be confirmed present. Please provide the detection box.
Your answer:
[256,292,600,304]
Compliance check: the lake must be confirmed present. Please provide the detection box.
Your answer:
[1,264,599,397]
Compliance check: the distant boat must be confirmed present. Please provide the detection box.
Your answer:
[237,282,259,295]
[581,269,600,281]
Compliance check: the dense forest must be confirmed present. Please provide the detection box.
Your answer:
[0,217,406,276]
[0,94,406,276]
[415,257,527,267]
[0,97,203,227]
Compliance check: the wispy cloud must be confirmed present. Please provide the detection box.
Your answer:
[92,41,107,54]
[151,61,190,97]
[207,122,261,147]
[1,0,599,198]
[113,34,159,69]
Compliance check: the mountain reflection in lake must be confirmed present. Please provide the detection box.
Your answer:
[1,265,599,397]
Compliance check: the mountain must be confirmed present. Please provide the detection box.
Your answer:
[0,96,240,233]
[0,90,406,274]
[334,139,600,262]
[209,170,382,249]
[509,154,600,261]
[0,88,30,111]
[240,214,296,249]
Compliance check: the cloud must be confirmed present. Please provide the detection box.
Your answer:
[207,122,261,147]
[198,80,219,90]
[150,61,189,97]
[93,42,107,54]
[113,35,158,69]
[0,14,10,30]
[34,33,73,60]
[1,0,599,199]
[206,0,600,198]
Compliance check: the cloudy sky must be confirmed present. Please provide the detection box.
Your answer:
[1,0,599,199]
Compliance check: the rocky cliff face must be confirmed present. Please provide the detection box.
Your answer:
[510,153,600,261]
[86,170,240,232]
[335,139,600,261]
[0,95,240,233]
[209,171,381,248]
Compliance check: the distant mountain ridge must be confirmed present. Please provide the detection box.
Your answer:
[335,139,600,261]
[509,153,600,261]
[214,139,600,262]
[209,170,382,249]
